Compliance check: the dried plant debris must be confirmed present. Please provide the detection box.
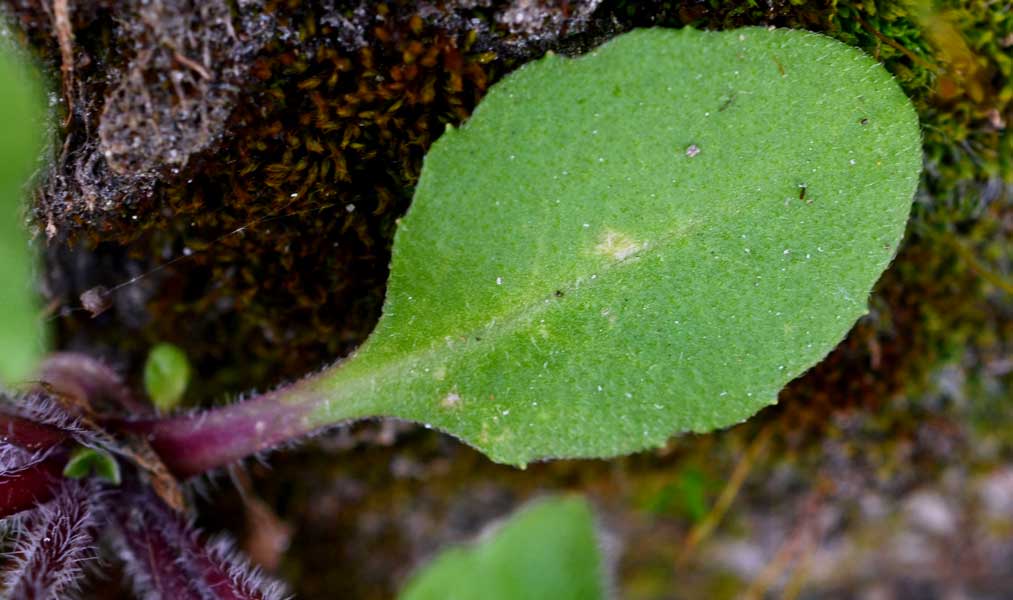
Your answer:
[496,0,601,39]
[15,0,275,235]
[97,0,272,176]
[416,0,603,53]
[317,1,373,51]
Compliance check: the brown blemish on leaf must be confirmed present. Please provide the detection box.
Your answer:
[772,55,786,77]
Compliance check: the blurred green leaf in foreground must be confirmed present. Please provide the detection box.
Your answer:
[0,36,47,384]
[401,496,606,600]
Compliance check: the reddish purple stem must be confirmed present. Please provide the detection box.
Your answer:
[0,459,65,519]
[0,413,68,451]
[39,352,149,415]
[3,479,103,598]
[113,488,285,600]
[120,391,316,478]
[113,496,199,599]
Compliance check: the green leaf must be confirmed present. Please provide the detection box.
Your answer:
[63,446,122,485]
[295,27,921,465]
[641,466,714,522]
[0,38,47,384]
[399,497,605,600]
[144,343,192,412]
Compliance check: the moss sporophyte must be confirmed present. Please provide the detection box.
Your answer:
[1,27,919,598]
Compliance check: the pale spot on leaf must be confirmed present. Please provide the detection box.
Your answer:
[441,391,461,409]
[594,230,646,262]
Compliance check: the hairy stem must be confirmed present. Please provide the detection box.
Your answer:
[3,479,103,599]
[117,377,326,478]
[112,492,197,599]
[113,487,285,600]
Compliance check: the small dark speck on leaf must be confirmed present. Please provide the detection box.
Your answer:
[860,117,869,125]
[718,92,737,112]
[555,290,565,297]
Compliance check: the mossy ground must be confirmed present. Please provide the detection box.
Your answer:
[5,0,1011,597]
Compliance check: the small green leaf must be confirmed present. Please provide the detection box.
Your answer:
[63,446,121,485]
[400,497,605,600]
[144,343,192,412]
[293,27,920,465]
[0,36,47,384]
